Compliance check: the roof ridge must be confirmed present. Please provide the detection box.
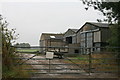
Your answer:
[42,33,63,35]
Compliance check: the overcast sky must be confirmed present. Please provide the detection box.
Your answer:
[1,0,105,46]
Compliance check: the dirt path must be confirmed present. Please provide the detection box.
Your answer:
[18,53,118,78]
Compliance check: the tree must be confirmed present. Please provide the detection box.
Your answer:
[81,0,120,48]
[0,14,19,71]
[82,0,120,23]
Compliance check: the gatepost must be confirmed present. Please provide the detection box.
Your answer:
[46,52,54,73]
[0,25,2,79]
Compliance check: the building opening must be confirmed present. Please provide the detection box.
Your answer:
[66,36,72,44]
[74,49,79,53]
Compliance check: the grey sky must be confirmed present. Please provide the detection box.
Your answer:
[1,1,105,46]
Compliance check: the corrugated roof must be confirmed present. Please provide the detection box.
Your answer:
[87,22,109,28]
[41,33,63,40]
[70,29,78,32]
[77,22,110,33]
[64,28,78,35]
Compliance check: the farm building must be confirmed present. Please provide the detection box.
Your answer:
[39,22,111,54]
[63,29,80,54]
[63,29,78,44]
[76,22,111,54]
[40,33,65,52]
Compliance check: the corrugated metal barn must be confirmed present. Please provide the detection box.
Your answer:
[76,22,111,54]
[63,29,79,54]
[40,33,65,52]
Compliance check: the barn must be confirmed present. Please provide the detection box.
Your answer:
[40,33,65,52]
[63,29,80,54]
[76,22,111,54]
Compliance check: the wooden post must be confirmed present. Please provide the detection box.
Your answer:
[89,48,92,76]
[49,59,50,73]
[117,52,120,78]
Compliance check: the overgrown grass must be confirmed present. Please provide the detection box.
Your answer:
[91,53,118,72]
[63,52,118,73]
[2,54,34,78]
[2,65,32,78]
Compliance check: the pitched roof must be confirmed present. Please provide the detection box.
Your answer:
[70,29,78,33]
[40,33,63,40]
[87,22,109,28]
[77,22,109,33]
[64,28,78,34]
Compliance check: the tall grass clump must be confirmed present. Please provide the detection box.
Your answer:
[0,15,31,78]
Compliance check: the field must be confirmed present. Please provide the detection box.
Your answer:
[16,48,40,53]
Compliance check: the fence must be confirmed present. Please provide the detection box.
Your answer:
[13,46,120,78]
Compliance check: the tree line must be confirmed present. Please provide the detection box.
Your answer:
[14,43,31,48]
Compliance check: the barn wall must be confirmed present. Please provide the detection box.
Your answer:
[64,29,75,37]
[80,32,94,54]
[40,40,46,51]
[76,31,81,44]
[68,44,80,54]
[44,40,66,52]
[76,24,97,44]
[50,41,64,47]
[101,28,111,42]
[94,31,101,42]
[86,32,93,48]
[72,35,77,44]
[64,29,76,44]
[80,33,86,48]
[82,25,97,32]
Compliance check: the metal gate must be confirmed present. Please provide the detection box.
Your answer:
[13,46,120,78]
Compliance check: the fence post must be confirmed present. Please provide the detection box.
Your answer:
[89,48,92,76]
[49,59,50,73]
[117,52,120,78]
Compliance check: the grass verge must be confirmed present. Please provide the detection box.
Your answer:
[63,52,118,74]
[2,54,35,78]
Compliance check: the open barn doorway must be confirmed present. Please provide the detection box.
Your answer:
[66,36,72,44]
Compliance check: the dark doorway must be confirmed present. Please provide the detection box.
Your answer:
[66,37,72,44]
[74,49,79,53]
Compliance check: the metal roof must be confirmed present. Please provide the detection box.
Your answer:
[70,29,78,33]
[40,33,63,40]
[77,22,110,33]
[87,22,109,28]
